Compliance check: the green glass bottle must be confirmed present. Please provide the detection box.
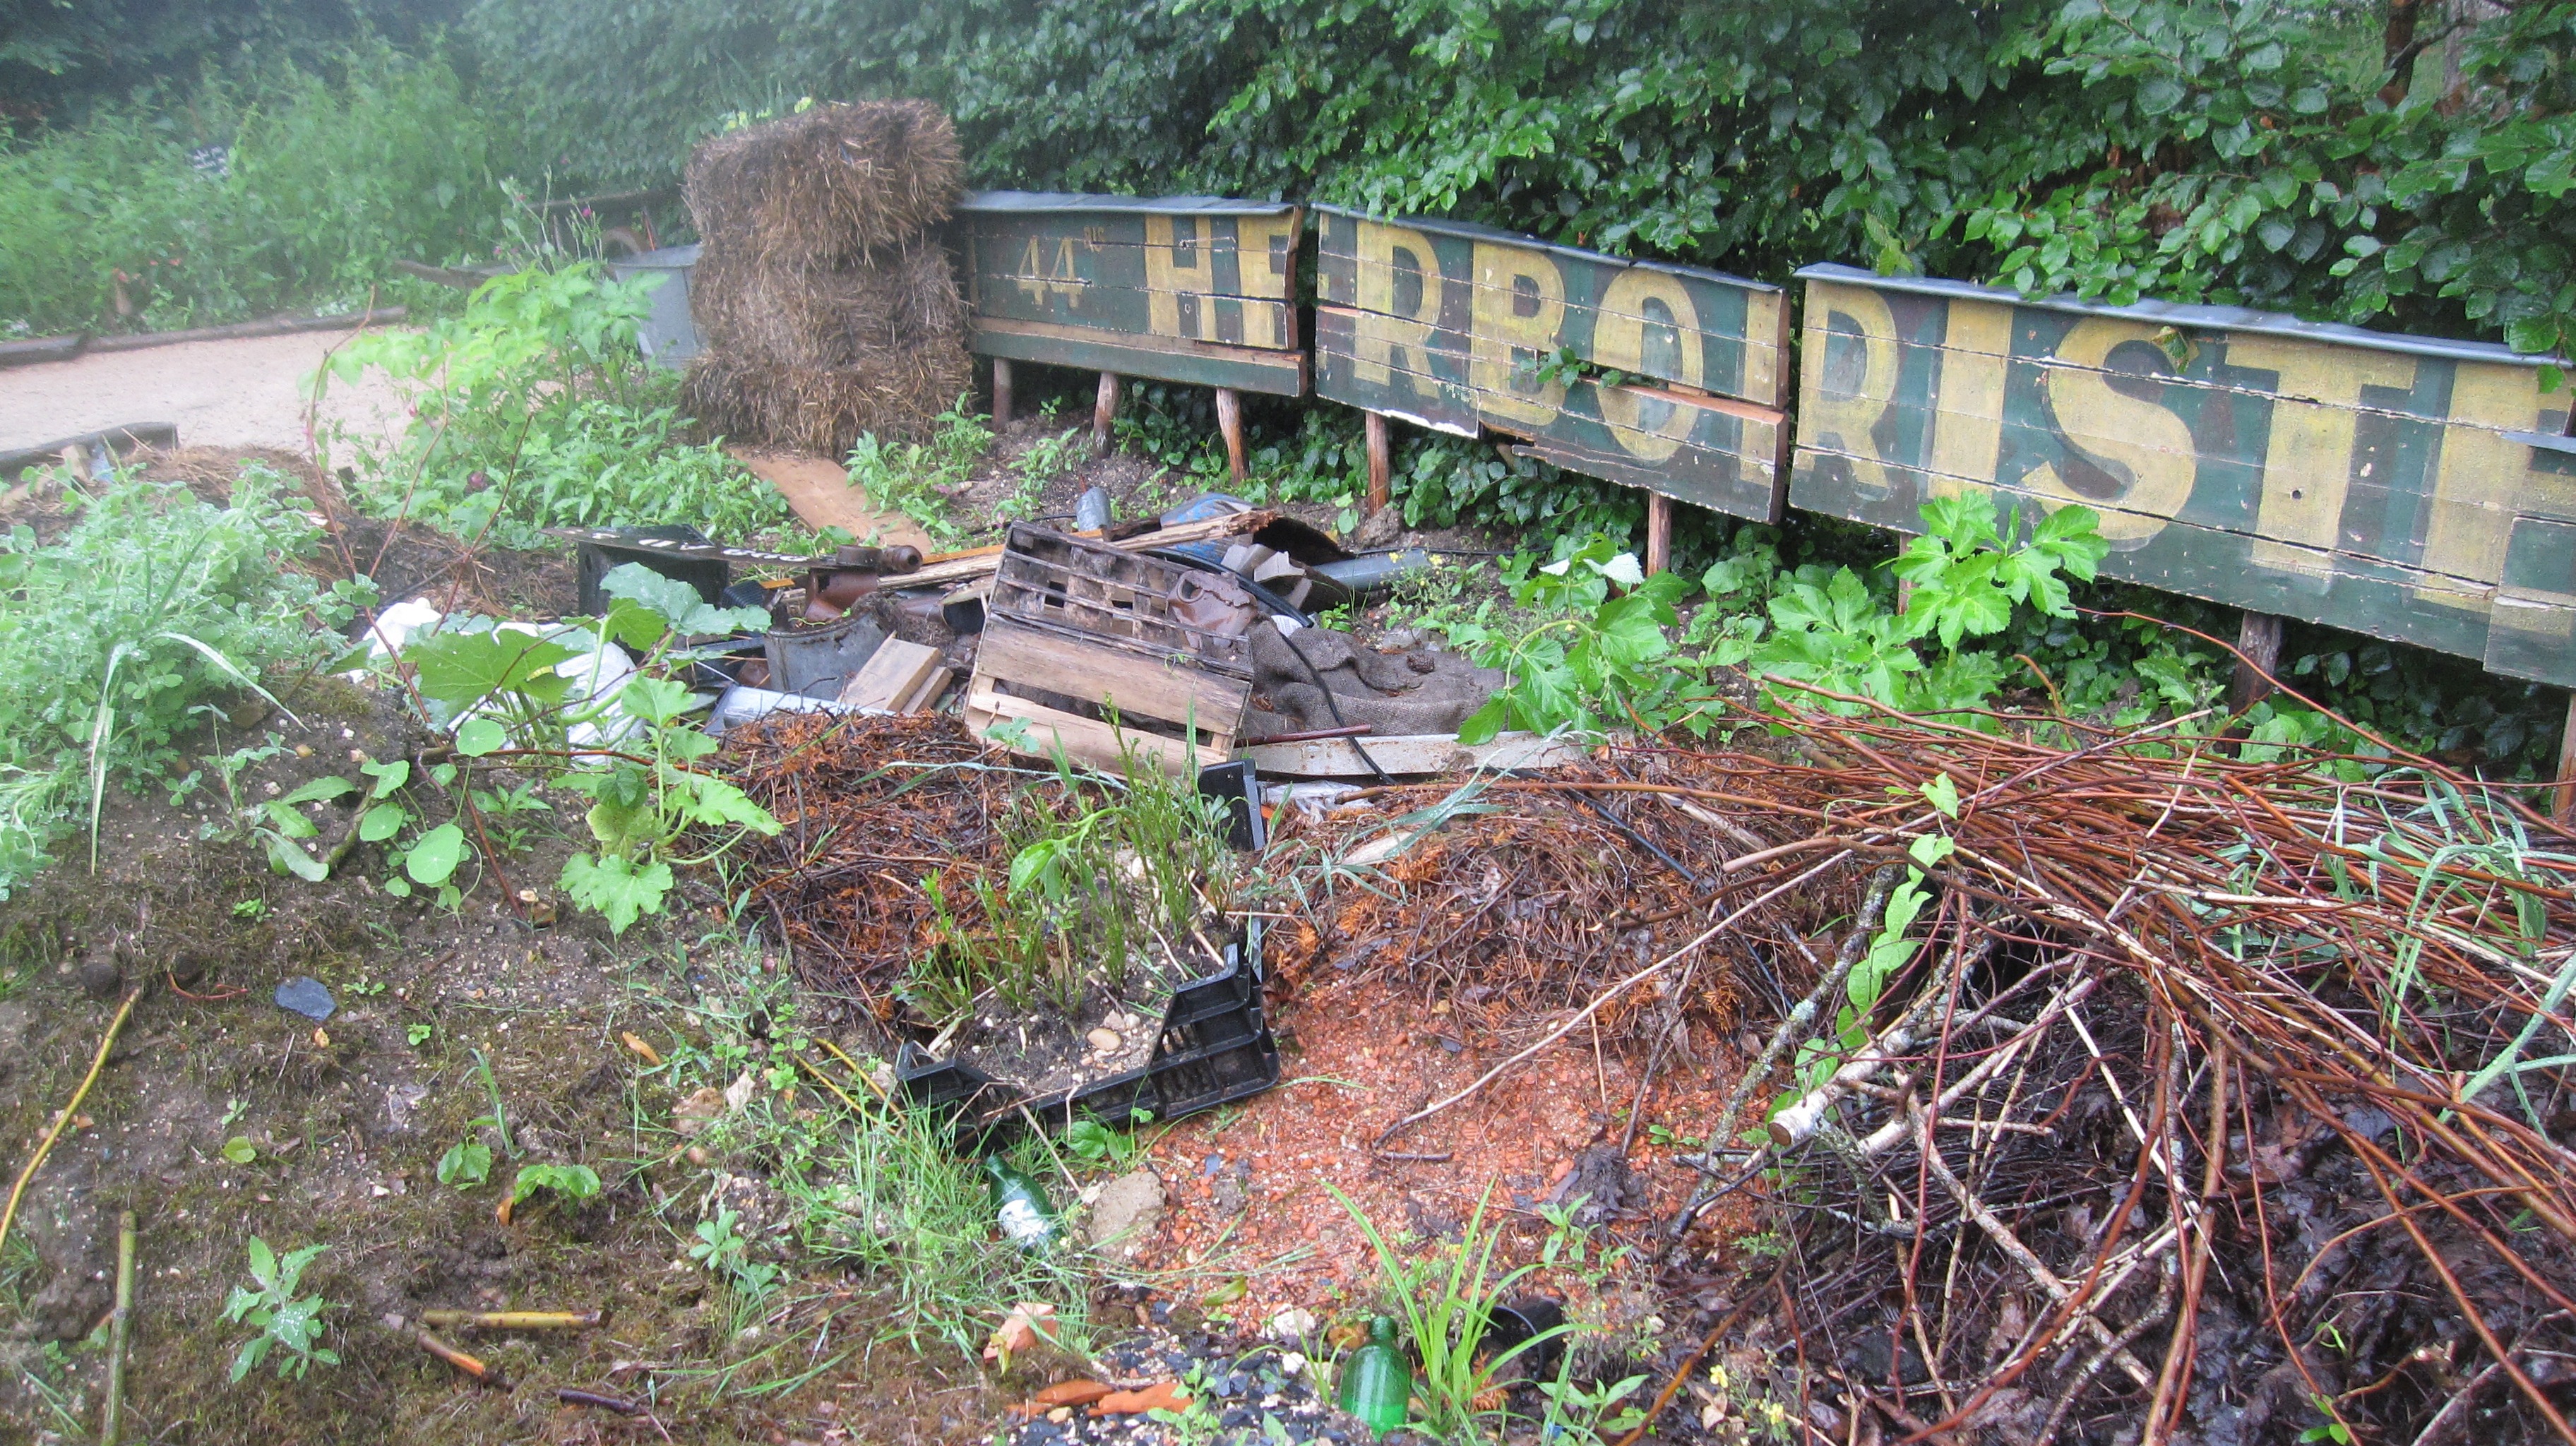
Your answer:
[1337,1315,1410,1437]
[982,1156,1056,1252]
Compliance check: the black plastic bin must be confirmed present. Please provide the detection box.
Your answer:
[576,525,731,618]
[897,921,1279,1131]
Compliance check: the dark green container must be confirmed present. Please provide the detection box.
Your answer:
[1337,1315,1410,1436]
[982,1157,1057,1252]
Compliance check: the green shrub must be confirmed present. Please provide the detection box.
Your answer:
[0,468,355,895]
[326,261,794,548]
[0,43,523,335]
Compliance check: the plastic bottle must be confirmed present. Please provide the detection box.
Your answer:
[982,1156,1057,1252]
[1337,1315,1410,1437]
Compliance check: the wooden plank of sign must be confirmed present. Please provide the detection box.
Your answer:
[1791,267,2576,683]
[1316,307,1788,521]
[966,277,1300,351]
[969,317,1308,397]
[1313,208,1789,408]
[960,208,1300,302]
[1789,442,2511,674]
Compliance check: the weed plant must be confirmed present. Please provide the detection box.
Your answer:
[627,930,1093,1363]
[910,747,1246,1024]
[843,400,994,547]
[0,44,524,335]
[323,263,794,549]
[0,466,359,895]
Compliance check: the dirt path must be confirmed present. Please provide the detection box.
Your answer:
[0,328,414,460]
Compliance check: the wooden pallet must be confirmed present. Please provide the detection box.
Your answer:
[966,527,1253,773]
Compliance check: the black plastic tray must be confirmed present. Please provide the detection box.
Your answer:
[576,524,730,617]
[896,920,1278,1131]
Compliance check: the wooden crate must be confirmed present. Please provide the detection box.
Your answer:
[989,525,1256,676]
[967,527,1254,773]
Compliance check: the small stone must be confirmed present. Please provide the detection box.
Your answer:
[1086,1027,1122,1053]
[76,955,121,1001]
[1372,628,1419,654]
[1048,1407,1073,1424]
[273,976,335,1021]
[1085,1170,1166,1253]
[1268,1308,1317,1343]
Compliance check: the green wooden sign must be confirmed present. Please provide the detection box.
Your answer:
[958,192,1306,396]
[1312,205,1790,521]
[1789,263,2576,686]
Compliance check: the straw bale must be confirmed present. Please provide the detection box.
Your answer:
[690,237,964,370]
[685,100,961,268]
[685,345,973,455]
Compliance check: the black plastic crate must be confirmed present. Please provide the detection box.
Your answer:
[576,525,732,618]
[897,921,1277,1131]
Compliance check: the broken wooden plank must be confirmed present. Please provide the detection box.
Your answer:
[893,512,1275,594]
[837,638,945,711]
[965,685,1231,773]
[728,448,934,550]
[898,664,953,715]
[975,619,1248,730]
[1244,731,1589,778]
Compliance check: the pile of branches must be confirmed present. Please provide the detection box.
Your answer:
[725,712,1012,1010]
[1344,698,2576,1444]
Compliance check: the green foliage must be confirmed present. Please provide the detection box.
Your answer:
[1722,501,2109,718]
[909,748,1245,1020]
[0,468,354,895]
[506,1162,602,1212]
[1328,1182,1565,1440]
[841,400,993,548]
[0,43,520,333]
[436,1138,493,1188]
[327,262,793,549]
[1061,1113,1150,1171]
[223,1237,338,1382]
[1451,537,1693,743]
[689,1206,782,1299]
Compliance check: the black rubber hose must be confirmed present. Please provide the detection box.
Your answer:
[1279,628,1397,787]
[1508,767,1706,888]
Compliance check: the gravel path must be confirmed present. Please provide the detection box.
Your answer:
[0,327,415,459]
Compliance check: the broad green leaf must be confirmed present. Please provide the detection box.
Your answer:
[405,823,467,885]
[279,777,354,806]
[358,803,407,843]
[454,717,506,757]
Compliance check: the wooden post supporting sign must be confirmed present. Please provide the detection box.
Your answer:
[1645,494,1673,577]
[2555,692,2576,823]
[2228,611,2284,716]
[1214,386,1246,483]
[1365,411,1391,515]
[991,357,1014,430]
[1093,371,1121,448]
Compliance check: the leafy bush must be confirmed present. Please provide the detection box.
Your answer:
[326,262,794,548]
[0,43,523,334]
[0,469,356,895]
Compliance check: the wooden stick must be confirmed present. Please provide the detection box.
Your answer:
[1364,411,1391,513]
[2554,690,2576,823]
[410,1325,511,1387]
[992,357,1014,430]
[1093,371,1121,448]
[1645,492,1672,576]
[101,1209,134,1446]
[1214,387,1246,483]
[0,990,138,1254]
[417,1309,602,1332]
[2226,610,2284,715]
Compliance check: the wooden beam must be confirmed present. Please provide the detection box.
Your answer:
[1215,386,1246,484]
[1094,371,1122,448]
[1365,410,1391,514]
[2555,691,2576,823]
[1645,492,1672,577]
[992,357,1014,430]
[2228,611,2285,715]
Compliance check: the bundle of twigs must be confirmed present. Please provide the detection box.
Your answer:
[1621,695,2576,1444]
[1328,690,2576,1442]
